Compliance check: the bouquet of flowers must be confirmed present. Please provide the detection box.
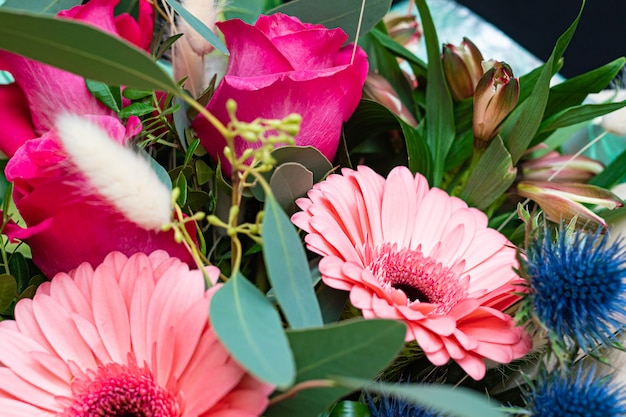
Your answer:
[0,0,625,415]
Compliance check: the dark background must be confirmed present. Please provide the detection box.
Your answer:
[453,0,626,79]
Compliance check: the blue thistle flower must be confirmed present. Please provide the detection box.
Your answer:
[524,367,626,417]
[524,226,626,351]
[367,393,446,417]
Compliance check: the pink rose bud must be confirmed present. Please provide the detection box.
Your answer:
[383,12,422,50]
[363,73,417,127]
[517,180,624,228]
[472,61,519,146]
[521,151,604,183]
[442,37,484,101]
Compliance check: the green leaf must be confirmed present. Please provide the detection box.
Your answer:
[0,274,17,313]
[85,79,122,113]
[162,0,228,55]
[122,88,153,100]
[174,173,188,206]
[414,0,455,186]
[460,137,517,210]
[544,57,625,118]
[329,401,371,417]
[9,252,30,292]
[539,100,626,133]
[210,272,296,388]
[118,102,155,118]
[334,377,506,417]
[500,1,584,164]
[402,118,432,180]
[0,9,181,93]
[223,0,267,23]
[265,319,406,417]
[369,28,427,78]
[268,0,392,43]
[272,146,334,183]
[589,148,626,189]
[269,163,314,214]
[1,0,80,14]
[263,193,323,329]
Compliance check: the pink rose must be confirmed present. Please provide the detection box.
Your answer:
[0,0,154,157]
[4,115,195,278]
[192,13,369,175]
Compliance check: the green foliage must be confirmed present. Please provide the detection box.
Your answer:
[334,377,507,417]
[414,0,455,187]
[262,194,323,329]
[265,319,406,417]
[0,9,180,92]
[162,0,228,55]
[210,272,296,388]
[0,0,80,14]
[268,0,392,43]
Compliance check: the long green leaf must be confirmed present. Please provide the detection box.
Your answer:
[589,148,626,189]
[210,272,296,388]
[162,0,228,55]
[263,193,323,329]
[268,0,391,43]
[414,0,455,187]
[0,9,180,93]
[501,0,585,164]
[0,274,17,313]
[334,377,506,417]
[265,319,406,417]
[460,137,517,210]
[0,0,80,14]
[369,28,427,78]
[539,100,626,133]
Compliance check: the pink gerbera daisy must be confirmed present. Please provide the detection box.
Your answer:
[291,166,531,380]
[0,251,273,416]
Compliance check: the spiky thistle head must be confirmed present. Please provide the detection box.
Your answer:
[366,393,447,417]
[523,366,626,417]
[519,224,626,356]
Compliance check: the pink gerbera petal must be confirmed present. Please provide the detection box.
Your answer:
[292,165,532,380]
[0,251,273,416]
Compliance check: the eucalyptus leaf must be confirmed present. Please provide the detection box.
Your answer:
[414,0,455,187]
[263,193,323,329]
[334,377,506,417]
[265,319,406,417]
[0,274,17,313]
[0,9,181,93]
[162,0,228,55]
[1,0,80,14]
[269,163,314,213]
[210,272,296,388]
[460,137,517,211]
[268,0,391,43]
[272,146,334,183]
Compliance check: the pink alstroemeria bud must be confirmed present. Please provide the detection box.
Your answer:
[442,37,484,101]
[473,61,520,145]
[384,12,422,50]
[363,73,418,127]
[521,151,604,183]
[518,180,624,228]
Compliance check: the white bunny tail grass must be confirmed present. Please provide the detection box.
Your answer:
[55,114,172,230]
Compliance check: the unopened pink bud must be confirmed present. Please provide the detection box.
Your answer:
[442,37,484,101]
[473,61,519,145]
[363,73,418,127]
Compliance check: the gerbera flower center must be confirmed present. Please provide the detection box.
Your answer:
[369,244,468,311]
[62,362,180,417]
